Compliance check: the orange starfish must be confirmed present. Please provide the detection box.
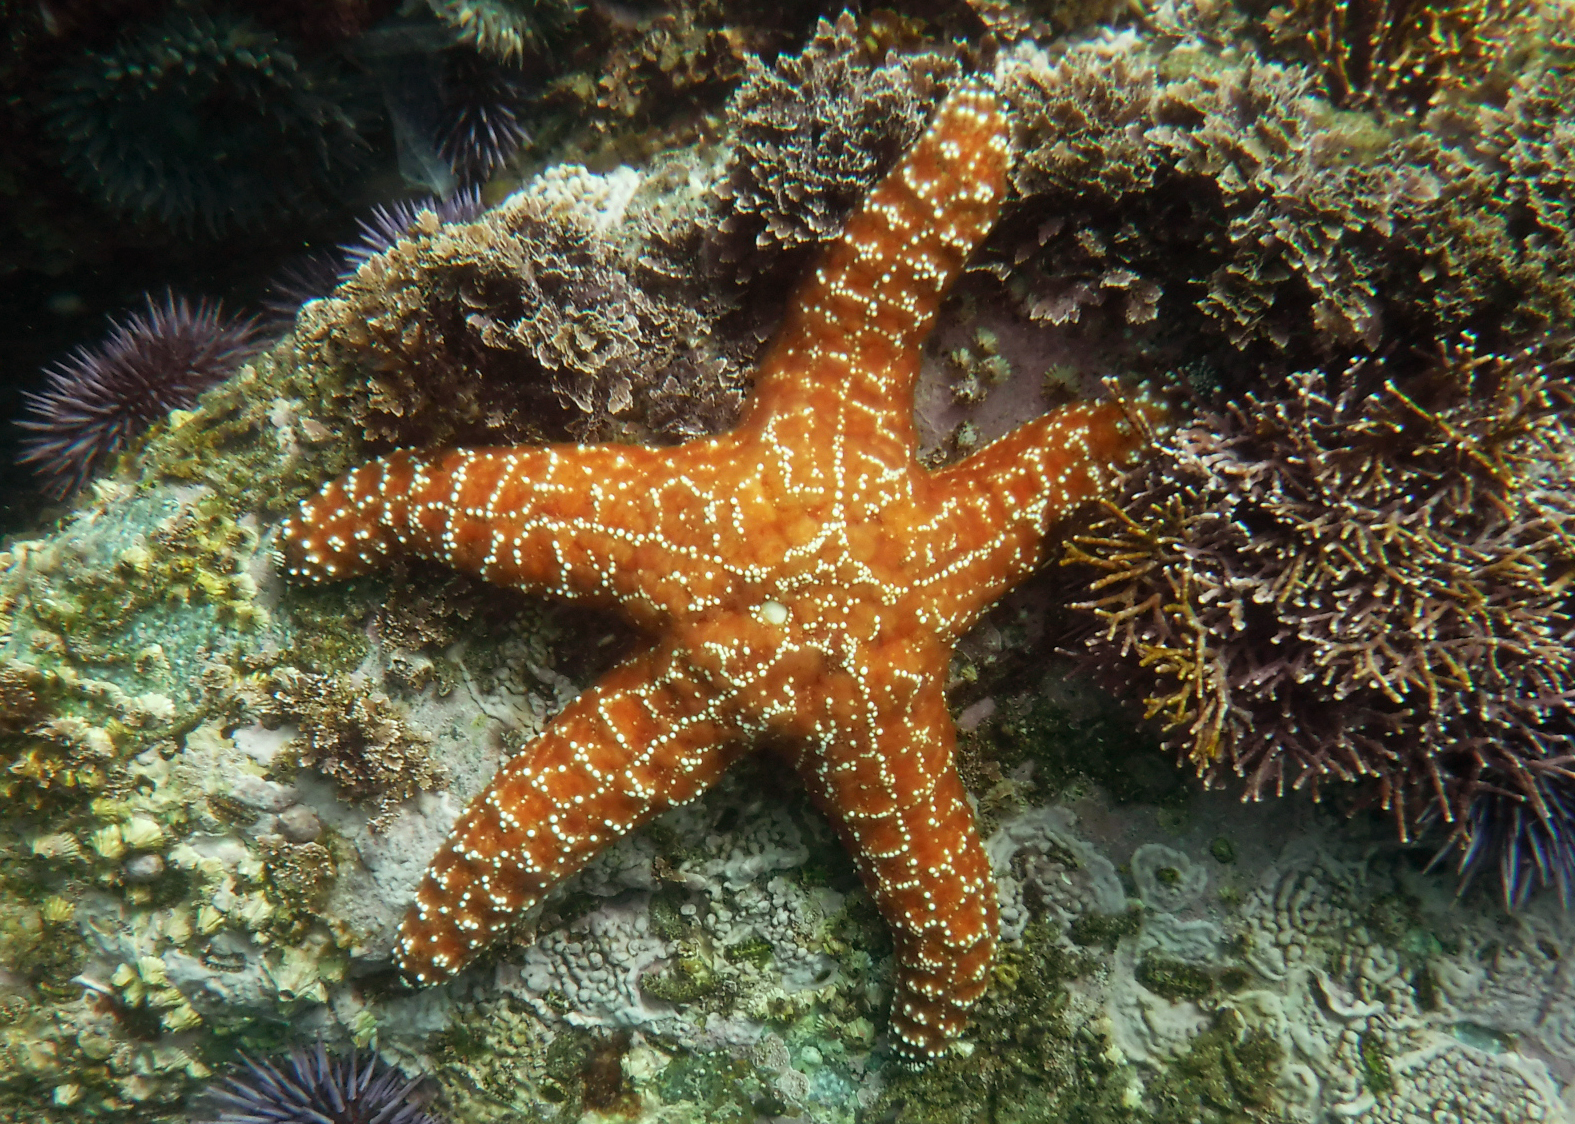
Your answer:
[280,84,1158,1058]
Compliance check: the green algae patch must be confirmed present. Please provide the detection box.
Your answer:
[653,1051,774,1124]
[641,940,721,1004]
[139,344,364,523]
[648,885,694,941]
[869,923,1137,1124]
[281,586,376,675]
[725,934,774,969]
[1359,1031,1394,1096]
[428,994,557,1122]
[1137,957,1216,1002]
[1069,906,1144,951]
[975,686,1187,812]
[1149,1010,1283,1124]
[20,495,267,655]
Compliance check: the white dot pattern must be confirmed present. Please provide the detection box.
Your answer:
[278,84,1159,1059]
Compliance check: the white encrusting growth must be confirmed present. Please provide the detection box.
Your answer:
[279,84,1161,1060]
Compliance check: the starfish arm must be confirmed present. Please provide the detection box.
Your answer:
[740,83,1010,456]
[278,444,751,628]
[396,642,746,981]
[919,397,1156,640]
[784,675,997,1059]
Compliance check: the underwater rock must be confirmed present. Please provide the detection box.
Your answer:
[1,3,1574,1120]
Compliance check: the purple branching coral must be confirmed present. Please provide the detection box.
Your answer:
[1063,340,1575,903]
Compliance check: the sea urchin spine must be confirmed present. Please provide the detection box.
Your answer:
[18,292,263,499]
[205,1041,439,1124]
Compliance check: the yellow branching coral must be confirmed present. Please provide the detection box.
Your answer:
[1065,339,1575,905]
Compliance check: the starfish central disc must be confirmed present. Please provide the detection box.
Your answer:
[280,83,1159,1059]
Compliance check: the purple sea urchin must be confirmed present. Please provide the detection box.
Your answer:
[263,249,349,323]
[1434,771,1575,910]
[260,190,488,326]
[437,48,533,185]
[205,1042,439,1124]
[18,293,263,499]
[45,9,365,233]
[338,187,487,275]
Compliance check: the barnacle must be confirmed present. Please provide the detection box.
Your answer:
[2,716,116,805]
[0,659,48,735]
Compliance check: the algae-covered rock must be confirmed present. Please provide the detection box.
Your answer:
[0,4,1572,1123]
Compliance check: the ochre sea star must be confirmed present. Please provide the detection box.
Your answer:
[280,84,1160,1058]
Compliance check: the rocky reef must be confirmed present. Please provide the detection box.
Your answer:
[0,2,1572,1123]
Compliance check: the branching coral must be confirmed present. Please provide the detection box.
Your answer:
[716,11,962,274]
[268,668,446,811]
[426,0,582,62]
[550,0,755,143]
[964,0,1141,41]
[1258,0,1521,109]
[997,20,1575,372]
[1063,341,1575,902]
[300,161,750,449]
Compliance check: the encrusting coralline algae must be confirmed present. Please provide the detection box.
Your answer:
[0,2,1572,1122]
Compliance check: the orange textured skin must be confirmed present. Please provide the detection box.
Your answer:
[279,85,1159,1059]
